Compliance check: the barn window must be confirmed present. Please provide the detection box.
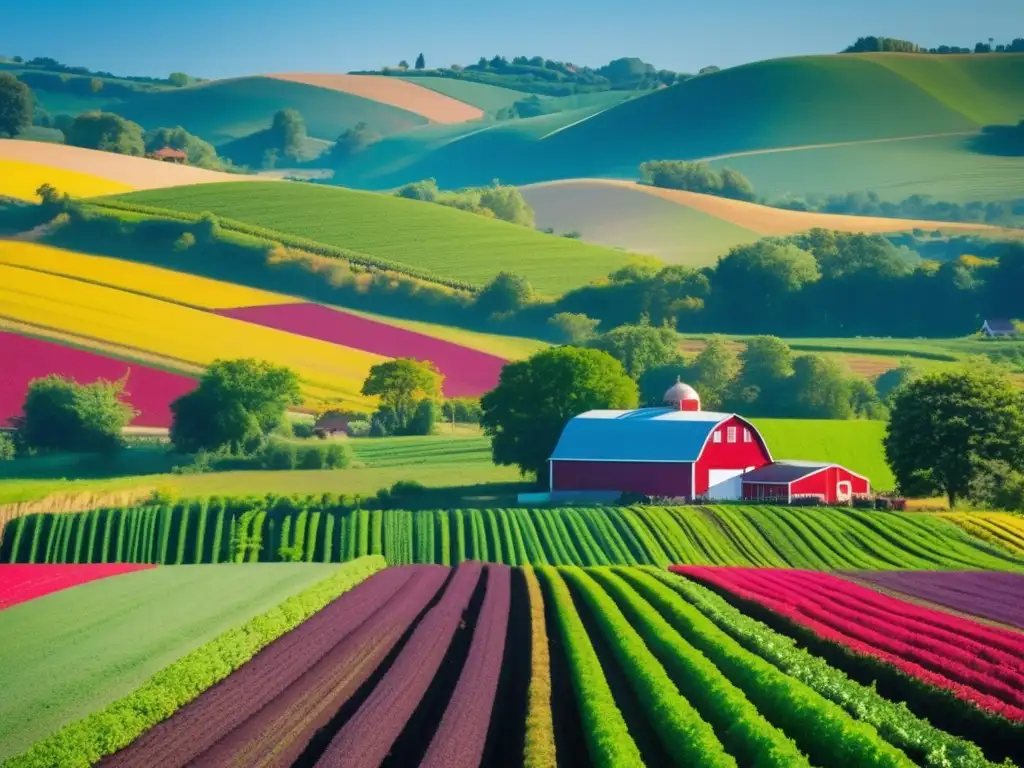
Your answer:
[727,426,737,443]
[713,431,722,443]
[743,428,752,443]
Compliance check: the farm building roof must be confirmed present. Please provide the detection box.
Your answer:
[150,147,187,159]
[984,319,1016,333]
[549,408,738,463]
[742,461,834,484]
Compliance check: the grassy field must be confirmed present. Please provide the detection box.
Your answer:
[0,563,338,761]
[112,181,637,294]
[395,76,530,112]
[331,53,1024,192]
[707,133,1024,203]
[115,76,428,144]
[0,159,133,201]
[753,419,894,490]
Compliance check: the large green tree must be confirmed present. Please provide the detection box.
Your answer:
[480,346,638,479]
[170,359,301,453]
[65,111,145,155]
[588,323,682,380]
[361,358,443,431]
[884,367,1024,505]
[0,72,32,137]
[18,375,135,454]
[688,336,739,410]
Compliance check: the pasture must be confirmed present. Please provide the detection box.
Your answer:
[112,181,637,294]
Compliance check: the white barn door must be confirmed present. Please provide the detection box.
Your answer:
[707,469,744,500]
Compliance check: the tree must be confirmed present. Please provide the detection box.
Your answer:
[730,336,794,412]
[408,398,438,435]
[875,360,919,402]
[477,182,535,226]
[689,336,739,410]
[480,346,638,478]
[65,111,145,155]
[144,126,220,169]
[168,72,192,87]
[476,272,533,316]
[361,358,443,431]
[784,354,853,419]
[271,108,306,160]
[330,121,378,161]
[17,375,135,454]
[170,359,301,453]
[589,323,683,380]
[884,368,1024,505]
[0,72,32,137]
[968,459,1024,511]
[395,178,439,201]
[398,60,410,71]
[415,53,426,70]
[548,312,599,344]
[712,240,819,328]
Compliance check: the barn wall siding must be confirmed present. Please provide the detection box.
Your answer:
[790,467,870,502]
[551,460,693,498]
[742,483,789,501]
[694,416,772,495]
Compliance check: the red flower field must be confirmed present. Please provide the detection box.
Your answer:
[673,565,1024,721]
[0,332,197,428]
[0,563,154,610]
[215,303,507,397]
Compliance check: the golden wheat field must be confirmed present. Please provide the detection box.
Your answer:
[0,242,288,309]
[0,159,135,201]
[0,264,383,408]
[941,512,1024,556]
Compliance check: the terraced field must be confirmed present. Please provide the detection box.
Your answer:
[7,502,1020,572]
[111,181,636,294]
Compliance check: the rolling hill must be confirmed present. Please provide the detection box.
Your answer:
[109,181,638,294]
[0,140,256,191]
[327,53,1024,191]
[520,179,1016,264]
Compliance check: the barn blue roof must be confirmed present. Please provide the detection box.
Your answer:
[549,408,738,463]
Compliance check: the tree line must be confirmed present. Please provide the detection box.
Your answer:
[2,54,197,87]
[394,178,536,227]
[843,36,1024,54]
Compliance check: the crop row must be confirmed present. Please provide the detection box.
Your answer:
[849,570,1024,629]
[674,566,1024,761]
[942,513,1024,557]
[9,562,1015,768]
[86,200,481,291]
[5,501,1023,572]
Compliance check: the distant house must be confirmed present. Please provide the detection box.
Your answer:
[981,319,1018,338]
[314,413,350,437]
[148,147,188,164]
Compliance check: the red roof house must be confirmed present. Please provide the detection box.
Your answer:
[149,147,188,164]
[741,461,869,504]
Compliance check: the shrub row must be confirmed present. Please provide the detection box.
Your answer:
[521,567,556,768]
[5,556,386,768]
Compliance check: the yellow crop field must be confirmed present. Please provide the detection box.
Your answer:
[0,159,134,201]
[0,242,287,309]
[942,512,1024,556]
[0,265,383,409]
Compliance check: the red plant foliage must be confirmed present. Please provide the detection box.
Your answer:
[673,566,1024,721]
[215,303,507,397]
[0,331,197,428]
[0,563,154,610]
[316,562,484,767]
[420,564,511,768]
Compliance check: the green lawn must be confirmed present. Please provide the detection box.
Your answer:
[0,563,338,761]
[112,182,637,294]
[752,418,895,491]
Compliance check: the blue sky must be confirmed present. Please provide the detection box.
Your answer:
[2,0,1019,79]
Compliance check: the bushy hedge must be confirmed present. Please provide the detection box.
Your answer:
[5,556,386,767]
[259,439,351,471]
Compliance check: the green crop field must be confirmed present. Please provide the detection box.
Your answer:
[0,563,338,761]
[707,134,1024,203]
[396,76,530,112]
[7,502,1021,573]
[752,419,895,490]
[112,182,637,294]
[115,76,427,144]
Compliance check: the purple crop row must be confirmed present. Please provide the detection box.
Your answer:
[215,303,508,398]
[101,566,446,768]
[849,571,1024,630]
[421,564,511,768]
[315,561,485,768]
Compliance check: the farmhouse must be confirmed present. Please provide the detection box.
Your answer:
[981,319,1017,338]
[547,380,869,503]
[148,147,188,164]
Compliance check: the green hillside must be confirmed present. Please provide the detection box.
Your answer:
[112,181,637,294]
[396,76,529,112]
[116,76,428,145]
[706,133,1024,203]
[333,54,1024,190]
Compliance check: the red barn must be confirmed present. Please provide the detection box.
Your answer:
[546,380,870,503]
[741,461,870,504]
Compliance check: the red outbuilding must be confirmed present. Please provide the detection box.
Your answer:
[545,380,870,503]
